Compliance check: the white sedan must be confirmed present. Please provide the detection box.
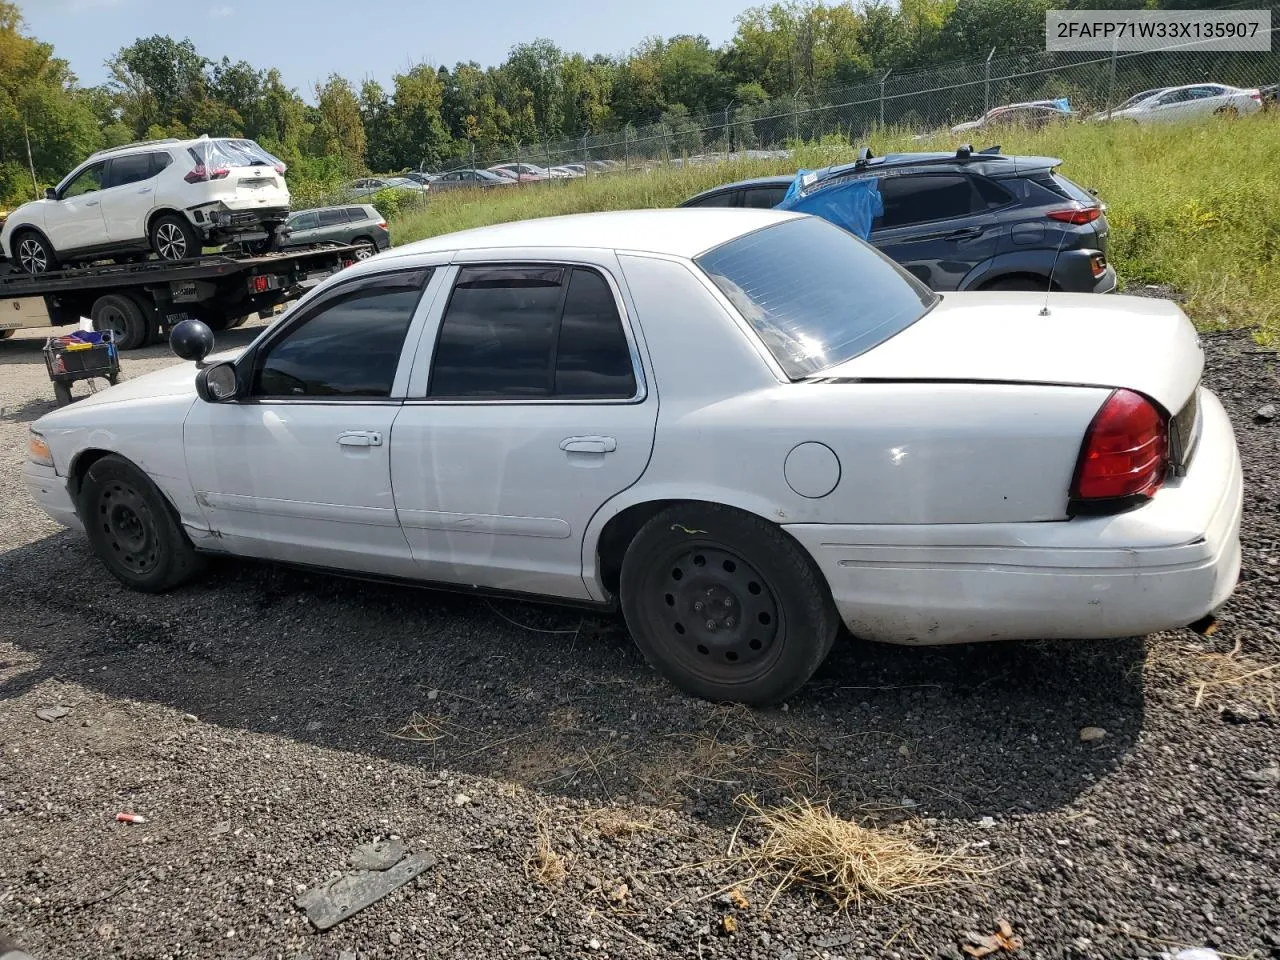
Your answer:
[1105,83,1262,123]
[23,209,1242,704]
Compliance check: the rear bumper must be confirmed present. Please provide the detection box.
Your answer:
[22,462,82,532]
[784,388,1242,645]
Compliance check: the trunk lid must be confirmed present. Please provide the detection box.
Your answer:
[812,291,1203,415]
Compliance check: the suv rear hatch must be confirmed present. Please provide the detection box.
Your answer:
[186,138,290,211]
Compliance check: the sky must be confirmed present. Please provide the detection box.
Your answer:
[24,0,751,98]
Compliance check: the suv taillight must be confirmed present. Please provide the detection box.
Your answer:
[1047,207,1101,225]
[185,164,230,184]
[1071,389,1169,510]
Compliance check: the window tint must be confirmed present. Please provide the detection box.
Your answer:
[289,212,319,230]
[253,273,428,398]
[345,207,369,221]
[150,151,173,175]
[687,189,739,208]
[106,153,154,189]
[695,216,936,379]
[429,266,564,399]
[555,269,637,399]
[875,174,981,229]
[318,209,348,227]
[973,176,1013,208]
[429,265,636,400]
[741,185,789,209]
[61,163,104,198]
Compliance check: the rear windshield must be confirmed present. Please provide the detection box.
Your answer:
[1051,172,1096,205]
[197,138,285,171]
[695,216,937,379]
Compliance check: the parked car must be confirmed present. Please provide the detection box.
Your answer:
[0,135,291,274]
[23,209,1240,705]
[280,205,389,259]
[951,100,1072,134]
[429,169,516,192]
[398,172,437,186]
[549,166,582,178]
[487,163,549,182]
[680,147,1116,294]
[341,177,429,200]
[1104,83,1262,123]
[1088,87,1169,121]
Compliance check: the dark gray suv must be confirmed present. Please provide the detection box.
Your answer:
[281,205,391,260]
[679,147,1115,294]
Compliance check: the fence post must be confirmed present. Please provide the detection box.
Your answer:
[879,69,892,128]
[515,141,522,187]
[623,127,630,174]
[724,100,734,160]
[792,85,802,144]
[470,141,475,171]
[1106,37,1119,118]
[984,47,996,113]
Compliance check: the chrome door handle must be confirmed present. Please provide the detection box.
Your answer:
[338,430,382,447]
[560,436,617,454]
[138,187,153,194]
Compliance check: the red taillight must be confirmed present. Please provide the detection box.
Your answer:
[377,220,388,229]
[1089,254,1107,278]
[184,165,230,184]
[274,163,287,175]
[1072,389,1168,504]
[1047,207,1101,225]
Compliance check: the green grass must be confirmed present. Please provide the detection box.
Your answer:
[391,114,1280,341]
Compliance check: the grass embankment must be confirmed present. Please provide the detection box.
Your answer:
[392,115,1280,341]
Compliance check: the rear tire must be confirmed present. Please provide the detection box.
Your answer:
[352,237,378,260]
[149,213,202,262]
[78,454,205,593]
[984,276,1046,292]
[0,329,15,340]
[12,230,58,275]
[91,293,149,350]
[619,503,840,705]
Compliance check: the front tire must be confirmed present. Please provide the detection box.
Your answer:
[149,214,202,262]
[12,230,58,275]
[619,504,840,705]
[78,455,204,593]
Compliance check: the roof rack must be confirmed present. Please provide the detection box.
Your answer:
[88,138,183,160]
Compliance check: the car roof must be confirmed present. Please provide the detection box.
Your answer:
[373,208,803,260]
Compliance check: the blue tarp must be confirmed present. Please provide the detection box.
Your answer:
[775,169,884,240]
[1050,97,1071,112]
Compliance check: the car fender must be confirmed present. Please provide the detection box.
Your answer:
[2,207,51,257]
[959,248,1099,290]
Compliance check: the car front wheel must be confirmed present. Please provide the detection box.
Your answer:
[619,503,840,705]
[12,231,58,275]
[78,454,205,592]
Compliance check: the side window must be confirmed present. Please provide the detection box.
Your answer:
[695,190,740,208]
[105,153,154,189]
[874,174,981,230]
[61,162,105,198]
[253,271,429,398]
[345,207,367,220]
[150,152,173,176]
[318,209,347,227]
[290,212,319,230]
[555,269,637,399]
[973,176,1014,209]
[428,265,636,401]
[741,186,789,209]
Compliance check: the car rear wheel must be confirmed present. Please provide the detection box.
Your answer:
[352,238,378,260]
[0,329,15,340]
[1215,105,1240,118]
[91,293,150,350]
[619,504,840,705]
[149,214,202,262]
[13,230,58,275]
[78,454,205,593]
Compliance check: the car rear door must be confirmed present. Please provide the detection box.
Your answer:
[390,256,658,600]
[868,173,1003,290]
[100,152,165,243]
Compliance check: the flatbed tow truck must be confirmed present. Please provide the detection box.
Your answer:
[0,244,358,350]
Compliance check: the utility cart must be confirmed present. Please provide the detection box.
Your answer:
[44,330,119,406]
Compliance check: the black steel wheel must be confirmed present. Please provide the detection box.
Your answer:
[79,455,205,592]
[13,230,58,275]
[620,504,840,705]
[149,214,202,262]
[91,293,148,350]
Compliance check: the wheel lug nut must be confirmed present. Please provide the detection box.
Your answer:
[724,597,733,608]
[725,617,736,628]
[706,588,715,596]
[706,620,717,631]
[693,601,704,613]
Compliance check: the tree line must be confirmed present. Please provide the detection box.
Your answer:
[0,0,1236,204]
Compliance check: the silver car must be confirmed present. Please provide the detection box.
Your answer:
[429,169,515,192]
[341,176,428,200]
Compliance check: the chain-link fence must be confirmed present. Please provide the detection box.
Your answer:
[440,17,1279,182]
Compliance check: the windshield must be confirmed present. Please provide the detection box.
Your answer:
[695,216,937,379]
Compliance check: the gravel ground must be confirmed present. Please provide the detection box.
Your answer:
[0,320,1277,960]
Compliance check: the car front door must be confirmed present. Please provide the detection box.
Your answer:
[284,211,319,247]
[100,152,164,243]
[183,266,443,576]
[45,161,109,253]
[869,173,1003,290]
[390,258,658,599]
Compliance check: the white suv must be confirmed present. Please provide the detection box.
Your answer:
[1,136,291,274]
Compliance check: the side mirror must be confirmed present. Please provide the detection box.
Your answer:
[195,361,241,403]
[169,318,215,363]
[44,187,57,200]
